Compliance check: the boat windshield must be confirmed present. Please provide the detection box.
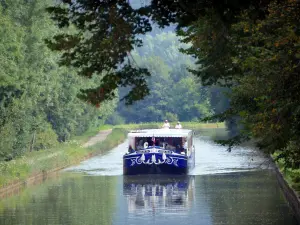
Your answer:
[135,136,186,152]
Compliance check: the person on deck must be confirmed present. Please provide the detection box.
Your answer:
[137,139,144,149]
[183,139,188,149]
[155,139,160,146]
[128,145,134,153]
[183,139,188,155]
[162,120,170,129]
[175,121,182,129]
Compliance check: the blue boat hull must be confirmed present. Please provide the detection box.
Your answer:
[124,162,188,175]
[123,152,194,175]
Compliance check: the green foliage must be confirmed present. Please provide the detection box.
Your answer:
[34,124,58,151]
[0,0,117,161]
[177,0,300,166]
[229,1,300,160]
[114,32,213,123]
[46,0,152,105]
[28,0,300,169]
[273,151,300,195]
[0,128,127,187]
[47,0,259,106]
[106,112,125,125]
[165,112,178,122]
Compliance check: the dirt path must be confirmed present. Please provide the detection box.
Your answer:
[82,129,112,147]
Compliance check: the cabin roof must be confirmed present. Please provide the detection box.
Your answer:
[128,129,193,138]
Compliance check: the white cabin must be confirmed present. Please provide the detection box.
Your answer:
[128,129,193,156]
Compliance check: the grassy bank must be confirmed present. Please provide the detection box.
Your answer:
[272,153,300,195]
[97,122,227,138]
[72,125,113,144]
[114,121,225,130]
[0,128,127,188]
[0,122,225,188]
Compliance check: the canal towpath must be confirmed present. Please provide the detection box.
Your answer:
[0,128,116,198]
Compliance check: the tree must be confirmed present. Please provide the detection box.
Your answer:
[46,0,152,105]
[47,0,300,166]
[47,0,271,105]
[178,0,300,163]
[0,0,118,160]
[114,31,211,123]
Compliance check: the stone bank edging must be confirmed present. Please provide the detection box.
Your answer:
[273,162,300,224]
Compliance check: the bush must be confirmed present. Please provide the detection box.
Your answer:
[165,112,178,122]
[34,125,59,150]
[106,113,125,125]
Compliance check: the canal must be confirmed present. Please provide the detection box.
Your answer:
[0,136,298,225]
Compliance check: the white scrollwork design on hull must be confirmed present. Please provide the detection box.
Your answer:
[128,153,183,167]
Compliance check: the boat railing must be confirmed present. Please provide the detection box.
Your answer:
[136,148,173,154]
[133,148,187,155]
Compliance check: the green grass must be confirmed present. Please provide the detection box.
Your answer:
[72,125,113,144]
[99,124,113,131]
[278,167,300,195]
[88,128,126,152]
[0,128,127,188]
[114,122,225,130]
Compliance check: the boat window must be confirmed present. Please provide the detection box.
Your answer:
[135,138,146,150]
[135,136,187,153]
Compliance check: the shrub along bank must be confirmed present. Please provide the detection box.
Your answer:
[0,128,127,188]
[273,152,300,196]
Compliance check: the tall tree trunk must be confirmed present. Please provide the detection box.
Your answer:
[29,130,36,152]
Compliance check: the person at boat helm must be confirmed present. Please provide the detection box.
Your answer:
[175,121,182,129]
[162,120,170,129]
[128,145,134,153]
[155,139,160,146]
[183,139,188,149]
[183,139,188,154]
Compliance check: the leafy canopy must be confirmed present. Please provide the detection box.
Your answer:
[46,0,270,105]
[47,0,300,166]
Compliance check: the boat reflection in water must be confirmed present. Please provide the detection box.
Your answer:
[123,175,195,215]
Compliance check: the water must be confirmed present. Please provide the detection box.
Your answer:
[64,138,269,176]
[0,137,297,225]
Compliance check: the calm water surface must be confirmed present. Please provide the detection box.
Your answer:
[0,137,298,225]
